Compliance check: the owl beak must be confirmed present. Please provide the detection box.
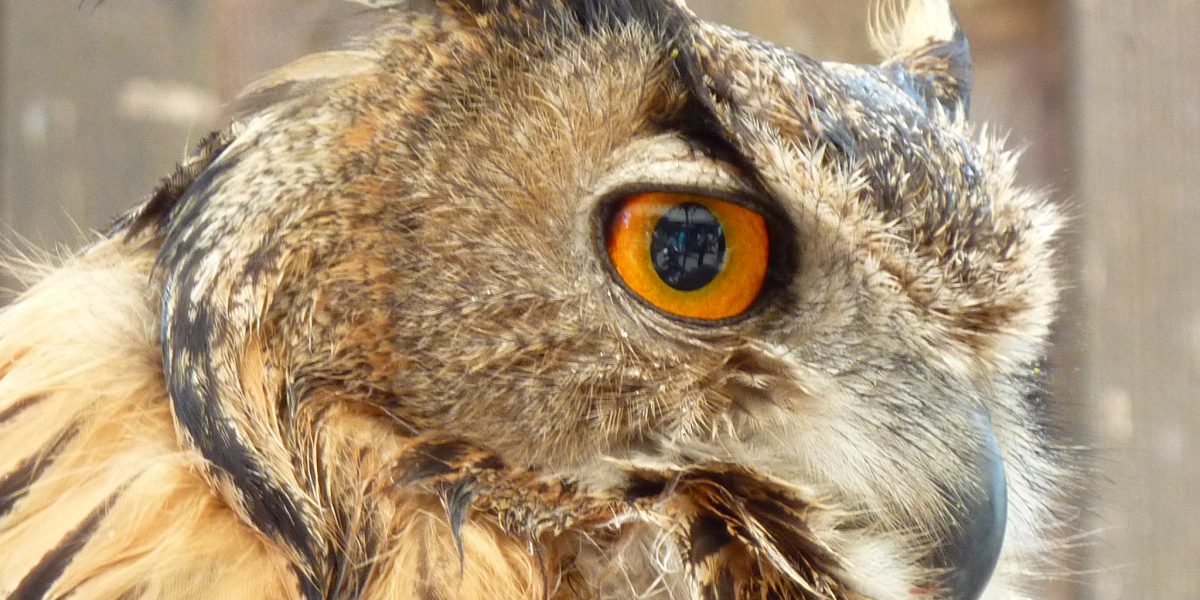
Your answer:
[935,409,1008,600]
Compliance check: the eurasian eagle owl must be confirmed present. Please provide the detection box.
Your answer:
[0,1,1071,599]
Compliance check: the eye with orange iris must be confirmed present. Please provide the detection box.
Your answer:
[606,192,770,321]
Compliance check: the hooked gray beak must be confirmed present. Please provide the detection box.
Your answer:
[934,409,1008,600]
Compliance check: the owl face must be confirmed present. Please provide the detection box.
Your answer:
[140,0,1065,597]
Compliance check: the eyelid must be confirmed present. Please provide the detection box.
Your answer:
[597,181,762,216]
[588,134,761,208]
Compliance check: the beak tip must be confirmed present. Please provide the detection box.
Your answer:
[937,409,1008,600]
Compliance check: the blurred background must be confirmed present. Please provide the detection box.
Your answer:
[1,1,1197,598]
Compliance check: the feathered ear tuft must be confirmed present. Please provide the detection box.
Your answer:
[869,0,972,117]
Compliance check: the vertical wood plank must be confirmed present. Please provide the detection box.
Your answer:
[1073,1,1200,599]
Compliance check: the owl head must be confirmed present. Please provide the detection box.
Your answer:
[121,0,1069,597]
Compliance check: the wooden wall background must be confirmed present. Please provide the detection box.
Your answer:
[2,1,1197,598]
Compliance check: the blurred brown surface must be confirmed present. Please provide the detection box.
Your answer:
[1,0,217,250]
[1074,2,1200,599]
[3,1,1199,598]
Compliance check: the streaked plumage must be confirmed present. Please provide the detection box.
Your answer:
[0,1,1073,598]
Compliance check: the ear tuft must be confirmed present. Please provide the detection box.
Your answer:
[869,0,957,58]
[869,0,972,117]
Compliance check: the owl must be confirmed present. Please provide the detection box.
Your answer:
[0,0,1072,599]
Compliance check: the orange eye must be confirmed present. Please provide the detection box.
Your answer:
[606,192,769,321]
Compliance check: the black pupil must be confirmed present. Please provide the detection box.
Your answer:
[650,203,726,291]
